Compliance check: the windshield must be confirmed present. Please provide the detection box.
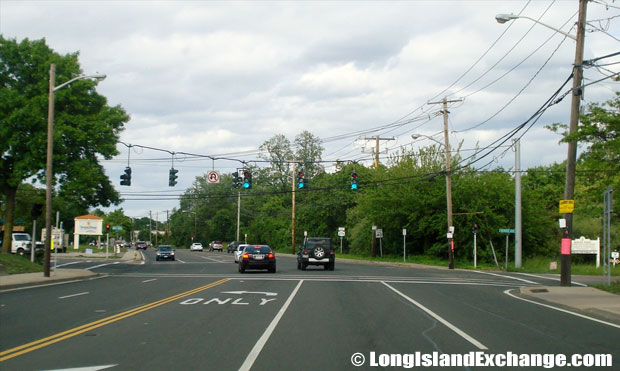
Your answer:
[13,234,30,241]
[244,246,272,254]
[158,246,172,251]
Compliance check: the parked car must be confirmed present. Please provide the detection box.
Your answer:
[88,240,97,246]
[238,245,276,273]
[297,237,335,271]
[209,240,223,252]
[190,242,203,252]
[155,245,175,261]
[227,241,240,253]
[233,244,250,263]
[135,241,147,250]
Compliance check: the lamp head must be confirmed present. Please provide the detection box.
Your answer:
[495,14,518,24]
[92,73,107,82]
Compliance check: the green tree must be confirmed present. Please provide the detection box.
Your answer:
[0,37,129,253]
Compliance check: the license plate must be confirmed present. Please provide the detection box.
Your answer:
[253,255,264,260]
[302,254,309,258]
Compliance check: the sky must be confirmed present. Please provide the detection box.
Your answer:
[2,0,619,220]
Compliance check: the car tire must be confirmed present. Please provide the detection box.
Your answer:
[301,262,307,271]
[324,264,329,270]
[297,260,301,270]
[239,263,245,273]
[156,257,159,261]
[16,248,25,256]
[269,266,276,273]
[329,261,335,271]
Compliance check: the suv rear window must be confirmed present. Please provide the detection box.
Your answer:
[305,238,332,249]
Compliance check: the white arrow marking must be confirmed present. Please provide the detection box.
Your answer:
[221,291,278,296]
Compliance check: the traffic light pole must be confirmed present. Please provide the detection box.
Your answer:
[291,161,296,255]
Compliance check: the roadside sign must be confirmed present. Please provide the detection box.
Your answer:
[338,230,345,237]
[112,226,122,232]
[499,229,515,234]
[559,200,574,214]
[376,229,383,238]
[402,229,407,236]
[207,170,220,184]
[338,227,345,231]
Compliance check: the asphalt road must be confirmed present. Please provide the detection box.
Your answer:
[1,249,618,370]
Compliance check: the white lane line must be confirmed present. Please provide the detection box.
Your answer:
[472,270,539,285]
[197,255,227,263]
[58,292,90,299]
[87,262,120,270]
[54,261,85,268]
[142,279,158,283]
[176,258,186,263]
[503,289,620,329]
[382,282,488,350]
[513,272,587,287]
[239,280,304,371]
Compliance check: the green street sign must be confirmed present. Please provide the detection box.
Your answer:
[499,229,515,234]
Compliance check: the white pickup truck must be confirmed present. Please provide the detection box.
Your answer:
[7,233,34,255]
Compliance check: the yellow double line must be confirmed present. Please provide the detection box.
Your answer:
[0,278,229,361]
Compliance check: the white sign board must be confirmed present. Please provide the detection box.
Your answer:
[571,236,601,268]
[338,227,345,231]
[376,229,383,238]
[338,231,345,237]
[75,219,102,236]
[207,170,220,184]
[403,229,407,236]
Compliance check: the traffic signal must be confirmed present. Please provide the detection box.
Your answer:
[169,168,179,187]
[296,171,306,189]
[242,170,252,189]
[351,172,358,190]
[106,224,110,233]
[473,223,479,234]
[120,167,132,186]
[232,172,241,188]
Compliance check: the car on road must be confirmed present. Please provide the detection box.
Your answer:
[135,241,147,250]
[238,245,276,273]
[298,237,335,271]
[209,240,223,252]
[233,244,250,263]
[155,245,175,261]
[190,242,203,252]
[227,241,240,253]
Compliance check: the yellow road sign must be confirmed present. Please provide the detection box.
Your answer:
[559,200,574,214]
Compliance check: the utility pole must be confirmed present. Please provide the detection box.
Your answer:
[149,211,152,245]
[514,138,522,268]
[290,161,297,255]
[362,136,395,169]
[562,0,587,287]
[361,137,393,257]
[428,97,462,269]
[236,191,241,241]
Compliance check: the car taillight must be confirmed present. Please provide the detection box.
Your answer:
[330,250,334,255]
[267,253,274,259]
[242,253,249,259]
[303,249,308,254]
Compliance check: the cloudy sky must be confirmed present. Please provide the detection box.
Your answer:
[2,0,619,219]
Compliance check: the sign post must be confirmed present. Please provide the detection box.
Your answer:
[402,228,407,262]
[499,229,515,270]
[338,227,345,254]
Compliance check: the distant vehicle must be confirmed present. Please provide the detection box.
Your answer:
[238,245,276,273]
[155,245,175,261]
[227,241,240,253]
[297,237,334,271]
[209,240,223,252]
[88,240,97,246]
[190,242,203,252]
[6,233,33,255]
[234,244,250,263]
[135,241,147,250]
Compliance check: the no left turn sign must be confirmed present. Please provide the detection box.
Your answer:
[207,170,220,184]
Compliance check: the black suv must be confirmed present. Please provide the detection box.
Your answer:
[227,241,240,253]
[297,237,335,271]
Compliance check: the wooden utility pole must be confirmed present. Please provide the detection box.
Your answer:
[428,97,462,269]
[291,161,296,255]
[562,0,588,286]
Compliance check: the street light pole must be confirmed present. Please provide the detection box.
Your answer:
[44,64,106,277]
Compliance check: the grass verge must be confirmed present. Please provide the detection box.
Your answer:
[0,254,44,275]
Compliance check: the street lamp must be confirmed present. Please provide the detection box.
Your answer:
[495,14,577,40]
[412,133,454,269]
[496,1,587,286]
[45,64,106,277]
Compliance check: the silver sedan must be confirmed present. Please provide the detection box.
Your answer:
[234,244,250,263]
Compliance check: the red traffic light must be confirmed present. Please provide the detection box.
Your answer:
[351,172,357,179]
[298,171,304,178]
